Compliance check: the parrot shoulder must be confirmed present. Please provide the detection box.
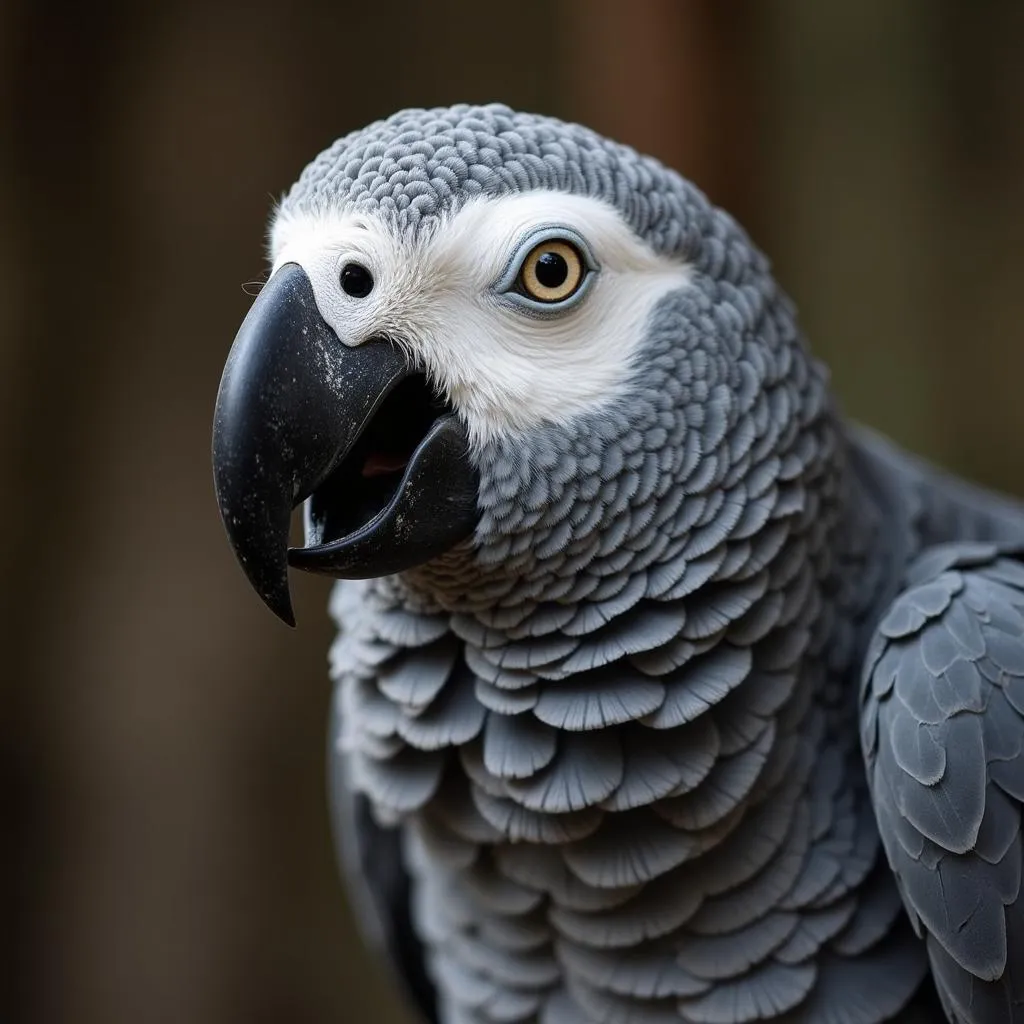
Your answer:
[860,541,1024,1023]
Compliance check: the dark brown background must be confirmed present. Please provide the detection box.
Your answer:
[4,2,1022,1022]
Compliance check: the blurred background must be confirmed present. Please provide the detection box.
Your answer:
[3,1,1023,1021]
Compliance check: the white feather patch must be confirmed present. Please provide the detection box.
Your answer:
[269,192,692,448]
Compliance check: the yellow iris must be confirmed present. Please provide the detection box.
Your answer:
[518,240,585,303]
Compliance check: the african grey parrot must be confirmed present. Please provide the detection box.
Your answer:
[211,104,1024,1024]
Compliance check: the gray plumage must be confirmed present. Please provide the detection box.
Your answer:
[862,545,1024,1021]
[250,104,1024,1022]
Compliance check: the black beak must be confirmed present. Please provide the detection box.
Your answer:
[212,263,479,625]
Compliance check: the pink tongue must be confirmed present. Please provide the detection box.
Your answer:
[362,452,410,478]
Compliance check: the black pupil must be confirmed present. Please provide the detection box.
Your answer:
[535,251,569,289]
[340,263,374,298]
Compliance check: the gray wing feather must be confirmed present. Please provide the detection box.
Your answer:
[328,739,437,1023]
[861,543,1024,1022]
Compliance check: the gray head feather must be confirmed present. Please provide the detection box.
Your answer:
[280,103,715,260]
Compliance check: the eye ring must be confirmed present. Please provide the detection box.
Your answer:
[493,227,598,316]
[517,240,585,303]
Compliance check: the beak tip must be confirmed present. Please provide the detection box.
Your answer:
[247,565,297,627]
[267,592,297,628]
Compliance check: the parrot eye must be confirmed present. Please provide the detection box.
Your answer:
[496,228,597,315]
[517,240,585,303]
[340,262,374,298]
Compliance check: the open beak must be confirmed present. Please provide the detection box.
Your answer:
[211,263,480,625]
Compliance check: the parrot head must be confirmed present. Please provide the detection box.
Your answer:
[213,104,819,626]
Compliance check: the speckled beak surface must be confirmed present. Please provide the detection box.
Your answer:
[212,262,479,625]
